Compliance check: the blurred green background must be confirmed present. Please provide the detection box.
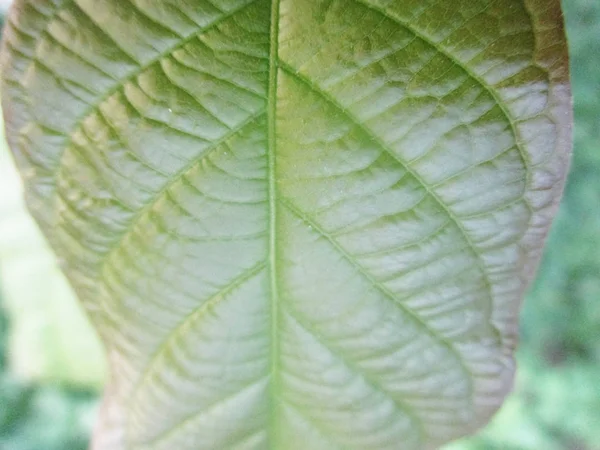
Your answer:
[0,1,599,449]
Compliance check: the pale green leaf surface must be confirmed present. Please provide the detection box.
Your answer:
[0,0,571,449]
[0,125,106,388]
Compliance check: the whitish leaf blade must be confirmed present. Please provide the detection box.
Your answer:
[0,0,571,449]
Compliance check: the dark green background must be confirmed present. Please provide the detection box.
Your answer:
[0,0,598,448]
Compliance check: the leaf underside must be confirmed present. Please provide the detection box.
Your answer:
[0,0,570,449]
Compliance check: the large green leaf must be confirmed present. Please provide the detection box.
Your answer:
[0,0,571,449]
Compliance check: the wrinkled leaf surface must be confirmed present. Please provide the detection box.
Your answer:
[0,0,571,449]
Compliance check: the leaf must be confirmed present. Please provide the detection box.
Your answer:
[0,0,571,449]
[0,124,106,388]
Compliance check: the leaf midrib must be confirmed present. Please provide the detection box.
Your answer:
[267,1,282,449]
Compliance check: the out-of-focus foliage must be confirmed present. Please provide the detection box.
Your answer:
[0,0,598,449]
[0,10,100,450]
[0,105,99,449]
[0,131,106,388]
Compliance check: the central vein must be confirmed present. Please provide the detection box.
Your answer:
[267,0,281,447]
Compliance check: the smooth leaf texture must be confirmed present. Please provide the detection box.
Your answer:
[0,1,571,449]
